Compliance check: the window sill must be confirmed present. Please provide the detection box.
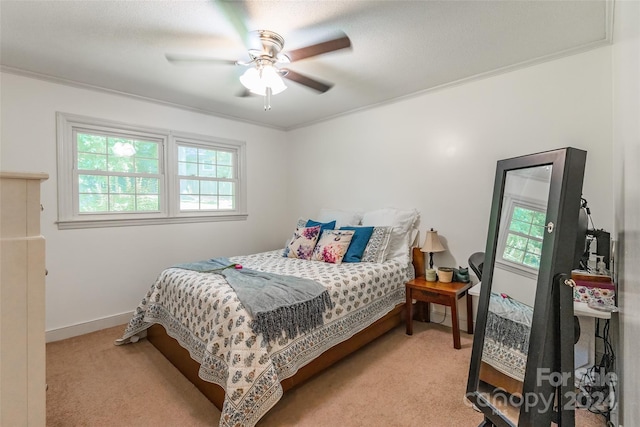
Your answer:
[495,260,538,280]
[56,213,248,230]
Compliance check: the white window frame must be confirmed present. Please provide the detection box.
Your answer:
[495,194,547,280]
[169,131,247,218]
[56,113,247,229]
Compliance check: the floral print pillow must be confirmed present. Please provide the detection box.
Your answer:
[311,230,355,264]
[283,225,322,260]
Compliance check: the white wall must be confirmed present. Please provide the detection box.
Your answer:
[0,73,291,339]
[612,1,640,424]
[288,47,614,324]
[0,46,616,341]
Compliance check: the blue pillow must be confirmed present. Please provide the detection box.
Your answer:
[340,226,375,263]
[306,219,336,233]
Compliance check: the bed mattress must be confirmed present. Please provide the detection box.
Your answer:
[481,292,533,383]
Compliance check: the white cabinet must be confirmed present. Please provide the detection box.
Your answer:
[1,171,48,426]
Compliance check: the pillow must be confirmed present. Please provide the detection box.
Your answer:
[282,218,311,250]
[361,208,419,264]
[361,207,418,233]
[317,208,363,228]
[283,225,322,260]
[361,226,393,263]
[388,224,419,264]
[306,219,336,233]
[311,230,355,264]
[340,226,375,263]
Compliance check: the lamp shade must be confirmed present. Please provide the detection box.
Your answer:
[420,228,445,253]
[260,66,287,94]
[239,67,260,90]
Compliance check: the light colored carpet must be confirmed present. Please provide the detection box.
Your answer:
[46,321,606,426]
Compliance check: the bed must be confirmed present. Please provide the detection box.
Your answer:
[117,209,421,427]
[479,292,533,397]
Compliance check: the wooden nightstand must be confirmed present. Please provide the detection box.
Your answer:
[405,277,474,349]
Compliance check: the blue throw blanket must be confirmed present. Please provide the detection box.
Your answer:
[172,258,333,343]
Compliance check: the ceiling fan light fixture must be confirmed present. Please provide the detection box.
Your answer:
[261,66,287,94]
[239,65,287,96]
[239,67,260,90]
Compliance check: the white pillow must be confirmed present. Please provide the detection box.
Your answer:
[317,208,363,229]
[361,208,419,264]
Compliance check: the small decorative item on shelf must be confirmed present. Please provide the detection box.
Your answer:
[453,267,470,283]
[425,269,437,282]
[438,267,454,283]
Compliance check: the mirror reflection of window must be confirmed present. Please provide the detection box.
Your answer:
[498,198,546,274]
[503,204,546,269]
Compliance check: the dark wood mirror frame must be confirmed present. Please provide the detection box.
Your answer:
[466,147,587,427]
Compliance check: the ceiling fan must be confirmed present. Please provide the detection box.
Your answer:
[166,28,351,111]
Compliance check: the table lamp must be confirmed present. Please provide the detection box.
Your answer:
[421,228,445,270]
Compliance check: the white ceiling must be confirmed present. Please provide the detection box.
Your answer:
[0,1,611,130]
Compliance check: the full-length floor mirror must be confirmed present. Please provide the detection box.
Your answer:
[466,148,586,427]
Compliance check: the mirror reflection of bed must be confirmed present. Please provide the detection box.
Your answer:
[468,254,530,405]
[478,271,537,399]
[479,291,532,397]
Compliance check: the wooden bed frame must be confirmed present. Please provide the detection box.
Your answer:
[147,247,424,410]
[479,361,524,398]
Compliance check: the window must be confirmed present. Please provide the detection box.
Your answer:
[57,113,246,229]
[496,195,547,278]
[502,205,545,269]
[176,143,236,212]
[76,131,162,214]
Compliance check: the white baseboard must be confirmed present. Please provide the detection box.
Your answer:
[46,306,471,343]
[426,306,473,333]
[46,311,133,343]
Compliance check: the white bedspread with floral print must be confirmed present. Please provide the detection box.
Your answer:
[119,250,413,427]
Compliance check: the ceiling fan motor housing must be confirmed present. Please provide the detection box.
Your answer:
[251,30,285,60]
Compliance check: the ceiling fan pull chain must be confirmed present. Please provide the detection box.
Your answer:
[264,87,272,111]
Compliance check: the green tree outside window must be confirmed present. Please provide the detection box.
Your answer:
[76,132,160,213]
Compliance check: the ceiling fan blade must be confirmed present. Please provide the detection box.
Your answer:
[236,87,253,97]
[216,0,255,48]
[286,34,351,62]
[165,54,237,66]
[282,69,333,93]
